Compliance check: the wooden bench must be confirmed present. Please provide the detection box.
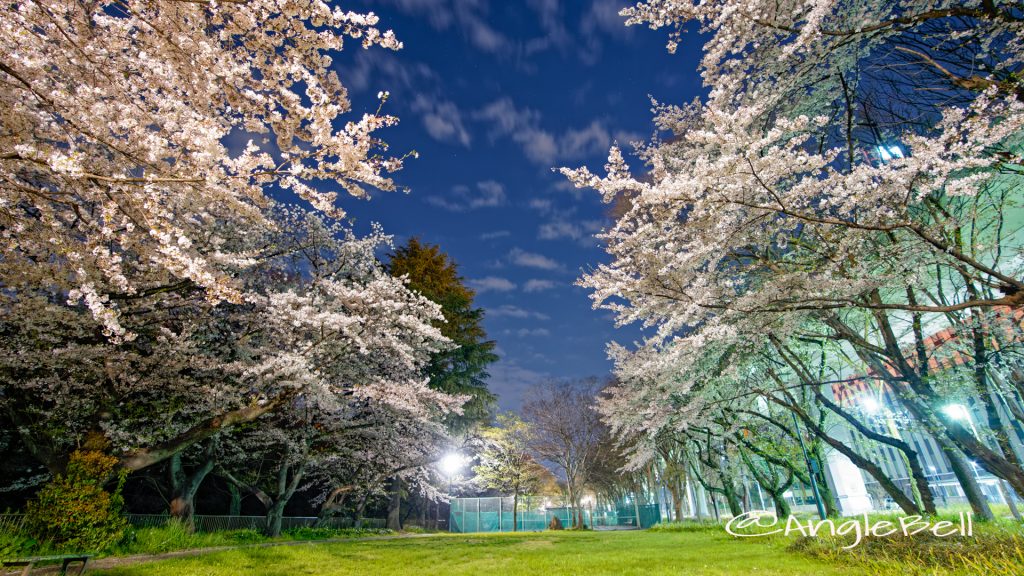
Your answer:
[2,555,91,575]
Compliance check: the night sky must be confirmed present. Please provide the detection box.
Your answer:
[336,1,706,411]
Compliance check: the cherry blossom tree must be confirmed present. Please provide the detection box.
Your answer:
[565,0,1024,506]
[2,207,459,499]
[1,1,412,340]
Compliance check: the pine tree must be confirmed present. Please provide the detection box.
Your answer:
[388,238,498,430]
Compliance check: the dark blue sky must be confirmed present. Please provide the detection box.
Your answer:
[337,1,705,411]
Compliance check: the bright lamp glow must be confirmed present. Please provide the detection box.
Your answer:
[943,404,970,421]
[440,453,464,476]
[861,396,881,414]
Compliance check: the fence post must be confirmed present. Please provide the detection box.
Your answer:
[498,497,503,532]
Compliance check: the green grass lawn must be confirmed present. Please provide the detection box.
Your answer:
[93,530,873,576]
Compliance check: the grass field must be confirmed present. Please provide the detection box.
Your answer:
[93,530,874,576]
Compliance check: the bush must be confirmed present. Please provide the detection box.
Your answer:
[0,529,39,559]
[223,529,265,544]
[789,520,1024,576]
[648,520,723,533]
[115,521,269,555]
[24,451,128,552]
[283,526,394,540]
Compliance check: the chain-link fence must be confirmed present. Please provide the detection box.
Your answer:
[449,497,660,533]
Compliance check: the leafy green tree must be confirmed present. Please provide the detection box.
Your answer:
[473,414,550,531]
[388,238,497,430]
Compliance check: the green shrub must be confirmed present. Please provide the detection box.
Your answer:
[648,520,722,533]
[223,528,265,544]
[283,526,393,540]
[24,451,128,552]
[790,523,1024,576]
[0,529,39,559]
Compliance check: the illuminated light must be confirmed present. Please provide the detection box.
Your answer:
[943,404,970,421]
[861,396,881,414]
[440,453,464,476]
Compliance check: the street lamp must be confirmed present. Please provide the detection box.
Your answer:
[441,452,464,479]
[439,453,464,530]
[861,396,881,414]
[943,404,980,437]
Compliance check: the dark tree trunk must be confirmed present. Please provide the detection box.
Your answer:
[228,481,242,516]
[263,461,307,537]
[168,450,215,529]
[944,441,994,520]
[386,477,402,531]
[722,483,743,517]
[512,493,519,532]
[354,491,370,528]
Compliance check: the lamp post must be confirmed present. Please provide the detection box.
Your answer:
[440,453,463,531]
[791,412,827,520]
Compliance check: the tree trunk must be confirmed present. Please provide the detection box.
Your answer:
[265,500,286,537]
[228,481,242,516]
[944,441,994,521]
[263,460,307,537]
[668,482,683,521]
[722,483,743,517]
[769,489,791,518]
[512,493,519,532]
[810,444,839,517]
[354,491,370,528]
[386,477,402,531]
[168,450,215,529]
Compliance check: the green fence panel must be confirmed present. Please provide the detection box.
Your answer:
[449,497,660,533]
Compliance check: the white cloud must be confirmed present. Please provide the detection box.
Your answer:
[475,98,559,164]
[342,49,438,94]
[579,0,634,64]
[474,181,506,207]
[516,327,551,338]
[475,98,617,165]
[581,0,632,39]
[523,279,557,293]
[560,120,611,159]
[508,248,560,270]
[376,0,510,54]
[528,198,554,214]
[469,276,517,293]
[538,220,582,241]
[488,304,550,320]
[412,95,471,146]
[426,180,507,212]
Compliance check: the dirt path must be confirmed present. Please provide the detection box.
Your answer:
[5,533,439,575]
